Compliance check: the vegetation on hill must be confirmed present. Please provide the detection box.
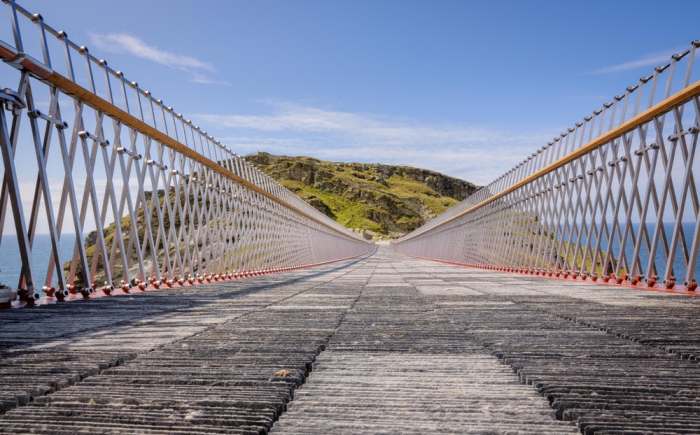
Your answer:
[245,152,478,239]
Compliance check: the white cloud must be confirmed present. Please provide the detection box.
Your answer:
[589,48,678,75]
[88,32,227,85]
[190,73,231,87]
[194,103,554,184]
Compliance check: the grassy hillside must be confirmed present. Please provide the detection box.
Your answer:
[245,152,478,239]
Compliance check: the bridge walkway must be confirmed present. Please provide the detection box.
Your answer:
[1,248,699,434]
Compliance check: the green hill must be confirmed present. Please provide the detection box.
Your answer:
[245,152,478,239]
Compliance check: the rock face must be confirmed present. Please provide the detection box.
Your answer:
[245,153,478,238]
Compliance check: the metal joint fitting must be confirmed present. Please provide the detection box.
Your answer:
[672,50,689,61]
[0,87,25,112]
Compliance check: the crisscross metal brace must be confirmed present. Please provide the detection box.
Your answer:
[0,0,373,305]
[395,41,700,292]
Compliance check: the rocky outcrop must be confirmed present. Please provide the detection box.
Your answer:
[245,152,478,239]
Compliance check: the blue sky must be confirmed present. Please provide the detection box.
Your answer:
[18,0,700,184]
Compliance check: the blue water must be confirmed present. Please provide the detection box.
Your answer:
[0,234,75,289]
[557,222,699,280]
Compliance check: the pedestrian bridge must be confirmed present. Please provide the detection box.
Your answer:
[1,1,699,433]
[2,248,700,434]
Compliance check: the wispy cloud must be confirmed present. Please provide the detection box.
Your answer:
[190,73,231,86]
[194,102,553,184]
[88,32,228,85]
[589,48,678,75]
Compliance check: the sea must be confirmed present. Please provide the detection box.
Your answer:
[0,234,75,289]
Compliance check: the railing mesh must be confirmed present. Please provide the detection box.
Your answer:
[394,40,700,291]
[0,0,372,304]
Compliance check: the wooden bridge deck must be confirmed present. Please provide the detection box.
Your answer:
[1,248,699,434]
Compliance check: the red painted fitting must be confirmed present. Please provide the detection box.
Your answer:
[630,275,641,286]
[615,273,626,285]
[67,284,77,294]
[137,281,146,291]
[102,286,112,296]
[55,289,67,301]
[43,286,55,297]
[581,273,588,281]
[647,275,657,288]
[664,277,676,290]
[686,279,698,292]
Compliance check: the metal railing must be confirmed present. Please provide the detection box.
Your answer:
[0,0,372,305]
[394,40,700,291]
